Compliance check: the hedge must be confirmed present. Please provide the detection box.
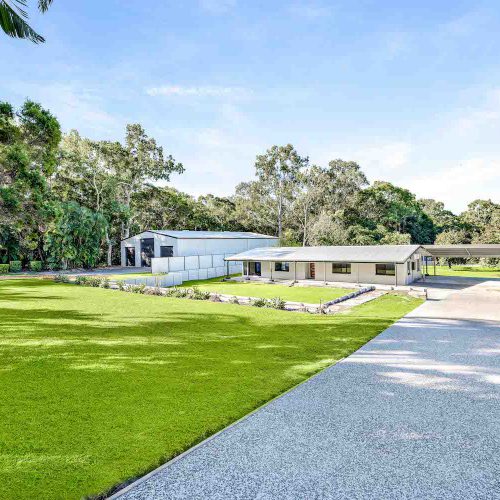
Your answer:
[9,261,22,273]
[0,264,9,274]
[30,261,43,272]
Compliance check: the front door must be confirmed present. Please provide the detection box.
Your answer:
[125,247,136,267]
[308,262,316,279]
[140,238,155,267]
[249,262,261,276]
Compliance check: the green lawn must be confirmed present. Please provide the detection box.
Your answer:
[0,279,422,499]
[181,276,355,303]
[428,265,500,278]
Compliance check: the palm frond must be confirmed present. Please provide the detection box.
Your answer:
[38,0,52,13]
[0,0,45,42]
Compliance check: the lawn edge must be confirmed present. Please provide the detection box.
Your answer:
[105,356,347,499]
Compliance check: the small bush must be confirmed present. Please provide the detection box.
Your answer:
[54,274,70,283]
[267,297,286,310]
[100,277,110,289]
[130,284,146,294]
[252,297,268,308]
[229,296,240,305]
[29,261,43,272]
[189,286,211,300]
[144,286,163,296]
[165,287,189,298]
[86,277,102,288]
[0,264,9,274]
[9,261,22,273]
[74,276,88,286]
[116,280,126,291]
[47,262,61,271]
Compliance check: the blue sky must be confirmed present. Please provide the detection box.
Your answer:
[2,0,500,213]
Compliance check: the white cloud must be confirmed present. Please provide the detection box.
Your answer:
[199,0,236,14]
[146,85,250,99]
[288,2,331,19]
[5,82,122,139]
[408,158,500,213]
[347,141,413,172]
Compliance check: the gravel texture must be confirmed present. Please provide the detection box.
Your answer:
[115,279,500,500]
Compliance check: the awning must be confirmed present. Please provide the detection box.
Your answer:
[422,244,500,258]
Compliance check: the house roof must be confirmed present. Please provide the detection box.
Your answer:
[124,230,278,241]
[225,245,423,264]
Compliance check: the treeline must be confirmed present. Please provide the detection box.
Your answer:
[1,100,498,269]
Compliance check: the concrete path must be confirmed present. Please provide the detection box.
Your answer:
[115,278,500,500]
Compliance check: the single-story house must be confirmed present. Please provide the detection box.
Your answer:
[225,244,425,286]
[121,230,278,268]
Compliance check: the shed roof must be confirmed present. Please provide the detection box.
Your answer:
[144,230,277,240]
[225,245,422,264]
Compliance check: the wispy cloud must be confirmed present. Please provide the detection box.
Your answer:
[288,1,331,19]
[199,0,236,14]
[146,85,251,99]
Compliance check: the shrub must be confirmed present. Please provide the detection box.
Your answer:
[144,286,163,296]
[86,277,102,288]
[100,277,110,289]
[267,297,286,310]
[229,296,240,305]
[75,276,88,286]
[9,261,22,273]
[29,261,43,272]
[0,264,9,274]
[189,286,211,300]
[54,274,70,283]
[130,284,146,294]
[47,262,61,271]
[252,297,268,308]
[116,280,126,291]
[165,287,189,298]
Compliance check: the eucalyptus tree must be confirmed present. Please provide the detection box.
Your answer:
[103,124,184,240]
[0,0,53,43]
[254,144,308,239]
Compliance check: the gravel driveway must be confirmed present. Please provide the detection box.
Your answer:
[114,278,500,500]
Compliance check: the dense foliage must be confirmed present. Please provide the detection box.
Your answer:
[0,99,498,268]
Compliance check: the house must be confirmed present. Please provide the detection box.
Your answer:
[225,244,425,286]
[120,230,278,268]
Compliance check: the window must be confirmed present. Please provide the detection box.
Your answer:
[160,245,174,257]
[275,262,290,272]
[332,262,351,274]
[411,261,416,271]
[376,263,395,276]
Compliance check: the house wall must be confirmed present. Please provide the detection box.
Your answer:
[121,232,277,267]
[255,252,423,286]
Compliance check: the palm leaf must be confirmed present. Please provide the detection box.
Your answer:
[37,0,52,13]
[0,0,45,42]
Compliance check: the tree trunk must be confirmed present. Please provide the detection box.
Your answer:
[277,196,283,239]
[105,229,112,267]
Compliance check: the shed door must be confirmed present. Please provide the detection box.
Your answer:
[308,262,316,279]
[140,238,155,267]
[125,247,136,267]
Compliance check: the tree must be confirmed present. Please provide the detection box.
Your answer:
[322,159,368,208]
[418,198,459,232]
[0,99,61,263]
[56,130,124,266]
[254,144,308,239]
[292,166,326,246]
[0,0,53,43]
[106,124,184,239]
[44,201,106,269]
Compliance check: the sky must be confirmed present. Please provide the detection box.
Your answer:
[2,0,500,213]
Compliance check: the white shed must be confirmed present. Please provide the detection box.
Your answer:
[120,230,278,268]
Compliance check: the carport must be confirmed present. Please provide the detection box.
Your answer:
[422,244,500,274]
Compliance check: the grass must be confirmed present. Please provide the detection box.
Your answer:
[0,279,423,499]
[427,265,500,278]
[180,276,356,303]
